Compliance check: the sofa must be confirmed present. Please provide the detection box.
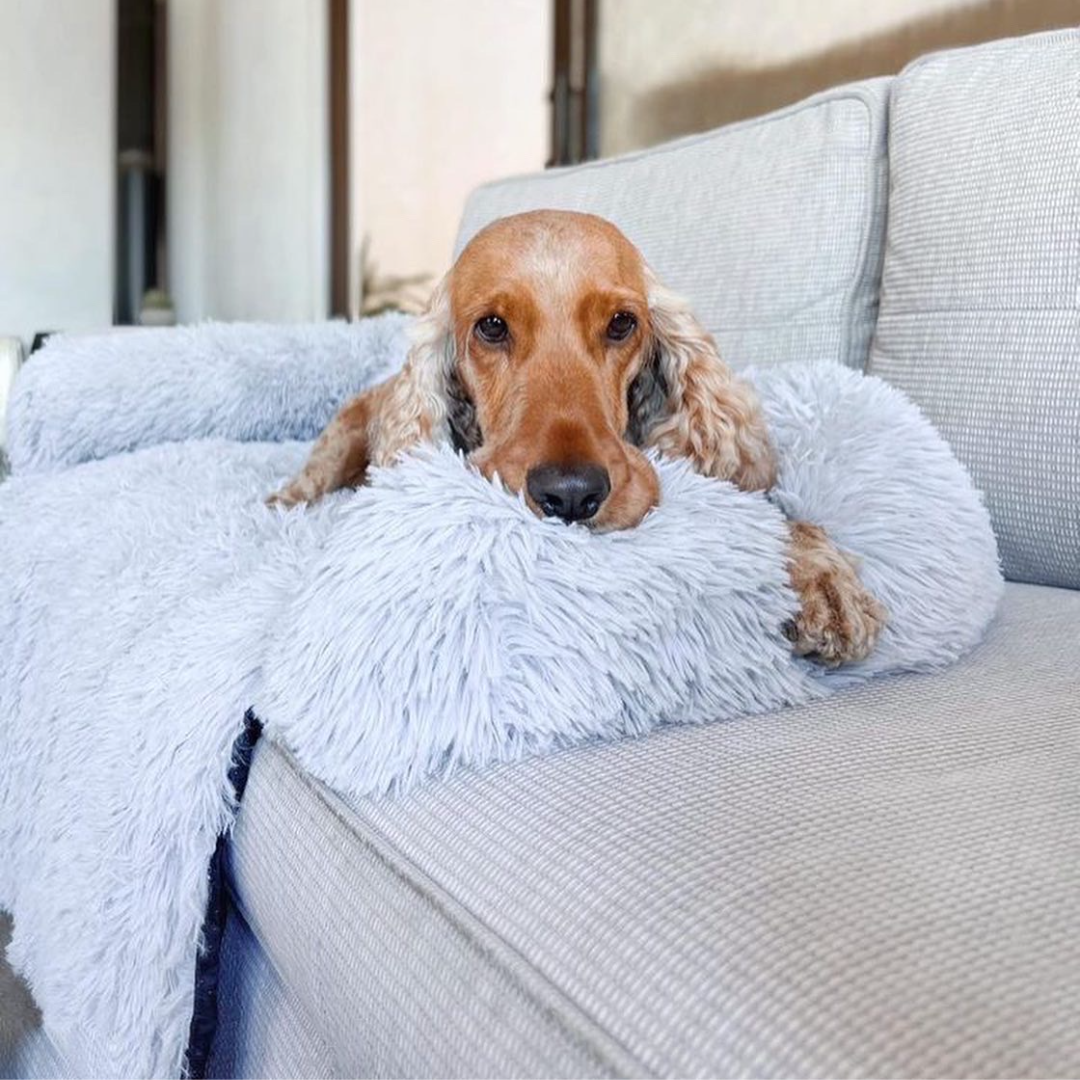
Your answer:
[197,29,1079,1079]
[4,29,1074,1080]
[0,337,21,480]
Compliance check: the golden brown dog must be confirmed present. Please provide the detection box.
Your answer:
[271,210,886,665]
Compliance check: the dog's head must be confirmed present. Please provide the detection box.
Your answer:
[384,209,773,530]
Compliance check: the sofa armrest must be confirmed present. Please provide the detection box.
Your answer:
[0,336,24,462]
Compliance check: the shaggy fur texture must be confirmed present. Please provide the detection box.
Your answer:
[0,351,1001,1077]
[272,211,879,664]
[6,316,410,475]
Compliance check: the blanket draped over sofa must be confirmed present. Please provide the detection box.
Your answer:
[0,318,1001,1078]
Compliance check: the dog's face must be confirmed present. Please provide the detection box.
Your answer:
[445,211,661,531]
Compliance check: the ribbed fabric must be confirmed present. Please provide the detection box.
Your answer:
[228,583,1080,1078]
[207,908,337,1080]
[868,30,1080,589]
[456,80,891,373]
[227,765,638,1079]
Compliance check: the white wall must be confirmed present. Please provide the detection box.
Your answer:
[350,0,550,310]
[598,0,1068,155]
[168,0,328,323]
[0,0,115,347]
[169,0,547,322]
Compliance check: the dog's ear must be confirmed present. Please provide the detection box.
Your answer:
[628,267,776,491]
[370,278,454,465]
[372,277,483,463]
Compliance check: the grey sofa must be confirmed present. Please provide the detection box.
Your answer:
[208,31,1080,1078]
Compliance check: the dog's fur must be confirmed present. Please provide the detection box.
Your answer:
[271,210,886,664]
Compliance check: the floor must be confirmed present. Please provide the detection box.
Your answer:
[0,912,40,1066]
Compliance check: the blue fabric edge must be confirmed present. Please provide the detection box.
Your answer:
[182,709,264,1080]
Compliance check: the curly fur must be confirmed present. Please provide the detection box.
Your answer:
[639,270,777,492]
[371,281,456,464]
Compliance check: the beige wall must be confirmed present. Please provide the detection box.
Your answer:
[170,0,549,323]
[168,0,329,323]
[599,0,1078,154]
[351,0,550,311]
[0,0,115,347]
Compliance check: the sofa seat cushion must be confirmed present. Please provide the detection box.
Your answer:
[455,80,890,373]
[868,30,1080,589]
[226,583,1080,1078]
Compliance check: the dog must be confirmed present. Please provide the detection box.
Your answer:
[270,210,886,665]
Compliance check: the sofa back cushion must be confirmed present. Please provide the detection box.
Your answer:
[456,80,890,372]
[869,30,1080,589]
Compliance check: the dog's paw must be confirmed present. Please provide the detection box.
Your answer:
[786,576,887,666]
[786,523,888,667]
[265,485,302,509]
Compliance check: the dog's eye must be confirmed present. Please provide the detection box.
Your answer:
[474,315,508,344]
[606,311,637,342]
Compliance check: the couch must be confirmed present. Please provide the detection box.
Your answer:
[123,29,1080,1078]
[0,337,21,480]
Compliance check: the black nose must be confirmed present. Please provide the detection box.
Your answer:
[526,463,611,523]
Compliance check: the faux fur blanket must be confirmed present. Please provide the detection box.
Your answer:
[0,319,1002,1078]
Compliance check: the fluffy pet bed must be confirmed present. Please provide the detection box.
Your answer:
[0,319,1002,1078]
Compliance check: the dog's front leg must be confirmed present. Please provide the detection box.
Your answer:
[267,382,388,508]
[785,521,887,666]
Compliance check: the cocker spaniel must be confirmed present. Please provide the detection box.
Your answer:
[270,210,886,665]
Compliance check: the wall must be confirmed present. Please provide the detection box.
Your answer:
[169,0,548,322]
[0,0,115,347]
[350,0,550,311]
[598,0,1078,154]
[168,0,328,324]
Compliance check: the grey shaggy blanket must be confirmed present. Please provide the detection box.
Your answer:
[0,318,1001,1077]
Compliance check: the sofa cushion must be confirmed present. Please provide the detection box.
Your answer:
[868,30,1080,589]
[226,583,1080,1078]
[455,80,890,372]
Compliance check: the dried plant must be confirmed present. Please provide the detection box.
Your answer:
[357,235,433,316]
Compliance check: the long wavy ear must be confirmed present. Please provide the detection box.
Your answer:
[631,268,776,492]
[368,278,453,465]
[370,278,482,464]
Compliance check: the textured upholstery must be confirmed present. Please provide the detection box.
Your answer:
[208,907,336,1080]
[225,762,634,1079]
[227,583,1080,1078]
[868,30,1080,589]
[455,80,890,372]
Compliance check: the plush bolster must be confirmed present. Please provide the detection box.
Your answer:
[5,314,411,474]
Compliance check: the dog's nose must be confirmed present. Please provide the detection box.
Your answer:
[526,463,611,523]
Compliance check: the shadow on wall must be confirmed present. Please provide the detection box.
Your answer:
[634,0,1077,146]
